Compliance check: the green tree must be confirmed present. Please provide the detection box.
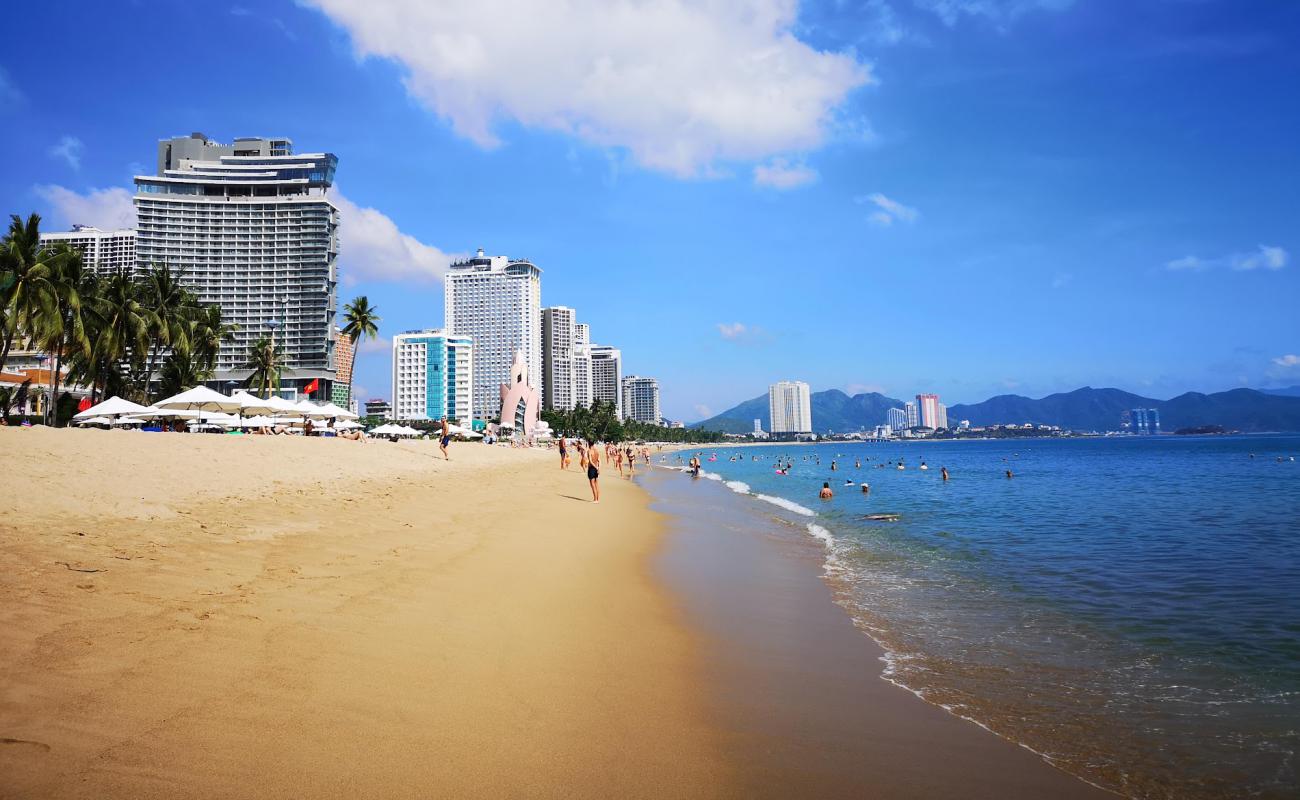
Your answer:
[31,245,91,426]
[244,336,283,398]
[137,264,192,402]
[340,295,380,401]
[0,213,58,376]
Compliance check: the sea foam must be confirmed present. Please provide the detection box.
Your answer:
[807,523,835,548]
[724,480,752,495]
[754,494,816,517]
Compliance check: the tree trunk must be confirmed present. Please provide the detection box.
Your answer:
[0,324,16,377]
[50,342,64,427]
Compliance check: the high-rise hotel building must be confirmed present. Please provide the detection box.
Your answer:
[133,133,339,393]
[444,249,542,422]
[769,380,813,434]
[621,375,660,425]
[543,307,596,412]
[39,225,137,276]
[391,330,474,424]
[590,345,623,419]
[916,393,948,430]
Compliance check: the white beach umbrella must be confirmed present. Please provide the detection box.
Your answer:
[263,395,300,416]
[370,423,399,436]
[333,419,362,430]
[73,395,149,420]
[112,416,145,426]
[155,386,242,414]
[76,416,112,426]
[229,390,279,415]
[313,402,358,420]
[293,399,329,418]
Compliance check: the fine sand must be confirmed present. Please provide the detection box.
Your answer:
[0,428,728,798]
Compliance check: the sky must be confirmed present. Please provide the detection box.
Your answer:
[2,0,1298,421]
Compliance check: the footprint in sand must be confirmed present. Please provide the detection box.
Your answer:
[1,738,52,752]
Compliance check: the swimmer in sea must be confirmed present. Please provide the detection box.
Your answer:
[819,482,833,499]
[1006,469,1014,479]
[941,466,949,481]
[861,483,870,493]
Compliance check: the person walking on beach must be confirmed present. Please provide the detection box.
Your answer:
[559,437,568,470]
[439,417,451,460]
[587,439,601,503]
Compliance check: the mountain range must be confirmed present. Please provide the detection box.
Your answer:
[693,386,1300,434]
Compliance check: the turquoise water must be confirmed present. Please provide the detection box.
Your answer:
[659,435,1300,799]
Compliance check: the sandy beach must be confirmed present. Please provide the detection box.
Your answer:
[0,429,727,798]
[1,428,1116,798]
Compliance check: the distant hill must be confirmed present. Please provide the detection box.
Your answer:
[947,387,1157,431]
[694,385,1300,433]
[1262,385,1300,398]
[693,389,904,434]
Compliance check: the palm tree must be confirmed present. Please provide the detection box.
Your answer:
[0,213,58,376]
[190,303,236,377]
[88,269,153,403]
[138,264,192,402]
[340,296,380,402]
[244,336,282,398]
[32,245,91,426]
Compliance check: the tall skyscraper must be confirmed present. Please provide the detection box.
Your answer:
[39,225,137,276]
[1131,407,1161,435]
[916,394,944,429]
[769,380,812,434]
[887,406,908,431]
[621,376,660,424]
[904,401,919,429]
[589,345,623,419]
[542,306,579,411]
[573,323,593,409]
[134,133,339,393]
[332,326,355,407]
[391,330,474,424]
[444,249,542,422]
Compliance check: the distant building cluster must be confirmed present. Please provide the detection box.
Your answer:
[383,252,669,433]
[1124,407,1161,435]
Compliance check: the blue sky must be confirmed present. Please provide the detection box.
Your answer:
[2,0,1298,420]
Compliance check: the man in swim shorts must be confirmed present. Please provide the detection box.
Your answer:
[439,417,451,460]
[587,439,601,503]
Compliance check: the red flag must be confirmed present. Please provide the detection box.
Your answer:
[304,378,320,396]
[78,397,92,412]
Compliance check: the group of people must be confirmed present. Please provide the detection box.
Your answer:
[556,438,655,503]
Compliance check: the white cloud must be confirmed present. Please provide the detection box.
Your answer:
[693,403,713,419]
[328,189,460,285]
[1165,255,1207,272]
[859,192,918,226]
[305,0,871,177]
[1166,245,1288,273]
[35,185,137,230]
[1273,354,1300,368]
[753,158,818,189]
[1231,245,1288,271]
[356,334,391,354]
[48,136,84,170]
[0,68,22,111]
[717,322,749,340]
[912,0,1075,26]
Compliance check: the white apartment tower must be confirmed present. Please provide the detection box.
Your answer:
[887,407,908,431]
[444,249,542,422]
[542,306,579,411]
[621,376,660,425]
[916,394,945,430]
[133,133,339,392]
[573,323,593,409]
[39,225,137,276]
[391,330,474,424]
[769,381,812,434]
[904,401,919,429]
[590,345,623,419]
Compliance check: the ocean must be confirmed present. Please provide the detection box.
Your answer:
[647,434,1300,799]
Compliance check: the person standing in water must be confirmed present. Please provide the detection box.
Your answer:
[438,417,451,460]
[941,466,949,481]
[587,439,601,502]
[819,482,834,499]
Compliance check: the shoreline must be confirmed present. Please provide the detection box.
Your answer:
[642,463,1116,798]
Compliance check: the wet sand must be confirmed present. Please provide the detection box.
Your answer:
[645,466,1116,798]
